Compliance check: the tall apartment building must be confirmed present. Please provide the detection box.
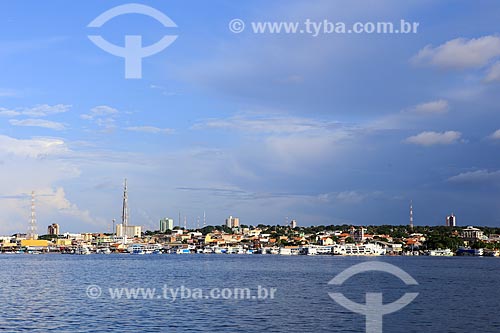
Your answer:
[225,216,240,228]
[47,223,60,235]
[160,218,174,233]
[446,214,456,227]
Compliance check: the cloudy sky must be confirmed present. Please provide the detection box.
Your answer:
[0,0,499,234]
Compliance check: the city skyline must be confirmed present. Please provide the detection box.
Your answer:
[0,1,499,234]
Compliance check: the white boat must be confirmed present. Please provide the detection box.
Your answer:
[176,248,191,254]
[128,244,145,255]
[75,246,91,255]
[144,244,162,254]
[227,246,245,254]
[279,248,292,255]
[269,247,279,255]
[428,249,454,256]
[97,247,111,254]
[213,247,227,254]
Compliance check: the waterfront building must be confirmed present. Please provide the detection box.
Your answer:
[159,218,174,233]
[55,239,72,246]
[446,214,457,227]
[461,226,484,243]
[225,216,240,228]
[19,239,49,249]
[333,243,385,256]
[116,224,142,238]
[47,223,60,235]
[350,226,366,243]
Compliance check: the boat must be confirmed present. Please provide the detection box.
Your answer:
[213,247,227,254]
[96,247,111,254]
[75,246,91,255]
[456,247,482,256]
[427,249,454,256]
[128,244,145,255]
[279,248,292,255]
[269,247,279,255]
[227,246,245,254]
[176,248,191,254]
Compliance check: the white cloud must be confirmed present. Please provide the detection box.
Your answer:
[22,104,71,117]
[404,131,462,146]
[86,105,119,118]
[490,129,500,140]
[447,170,500,184]
[195,113,340,134]
[39,187,104,229]
[411,35,500,69]
[125,126,174,134]
[0,140,70,231]
[194,113,356,174]
[405,99,449,114]
[317,190,383,204]
[0,104,71,117]
[81,105,119,129]
[0,135,68,158]
[0,134,108,234]
[0,108,21,117]
[9,118,66,130]
[484,61,500,82]
[371,99,450,130]
[318,191,366,204]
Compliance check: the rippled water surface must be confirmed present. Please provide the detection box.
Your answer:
[0,254,498,332]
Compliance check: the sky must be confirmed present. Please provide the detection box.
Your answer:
[0,0,499,234]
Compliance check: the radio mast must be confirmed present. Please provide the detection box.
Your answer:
[27,191,38,240]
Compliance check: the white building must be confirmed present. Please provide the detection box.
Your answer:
[461,226,484,243]
[116,224,141,238]
[225,216,240,228]
[333,243,385,256]
[159,218,174,233]
[446,214,457,227]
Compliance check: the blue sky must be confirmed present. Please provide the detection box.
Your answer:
[0,0,499,234]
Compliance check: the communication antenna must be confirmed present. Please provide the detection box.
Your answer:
[27,191,38,240]
[409,200,414,230]
[122,179,129,228]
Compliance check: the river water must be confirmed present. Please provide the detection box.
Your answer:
[0,254,497,332]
